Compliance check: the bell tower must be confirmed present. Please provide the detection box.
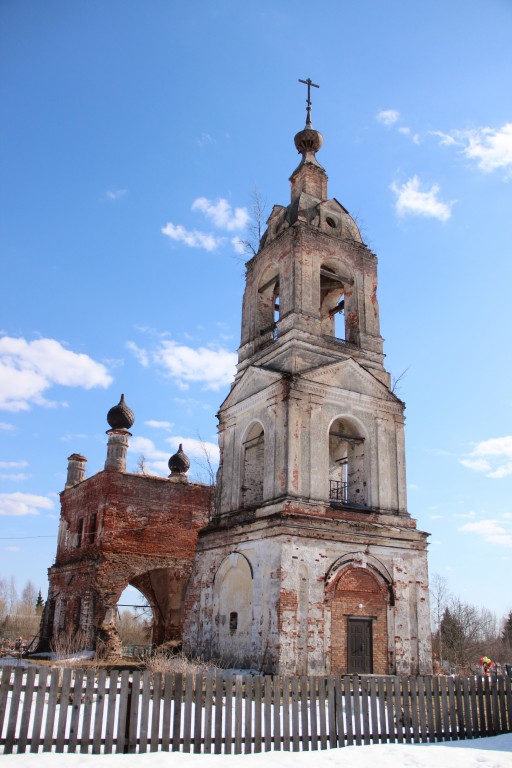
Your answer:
[183,83,432,676]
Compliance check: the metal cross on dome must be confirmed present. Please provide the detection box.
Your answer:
[298,77,320,127]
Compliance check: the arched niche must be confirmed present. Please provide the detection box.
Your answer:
[241,421,265,508]
[213,552,254,665]
[328,416,367,507]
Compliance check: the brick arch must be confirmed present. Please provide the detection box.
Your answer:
[325,553,394,604]
[129,567,190,647]
[327,564,390,675]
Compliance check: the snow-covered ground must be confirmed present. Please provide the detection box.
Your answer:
[0,734,511,767]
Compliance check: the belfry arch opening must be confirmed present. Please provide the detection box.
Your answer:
[241,422,264,508]
[328,417,367,507]
[257,269,280,343]
[320,265,345,339]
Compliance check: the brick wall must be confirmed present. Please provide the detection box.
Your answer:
[41,471,210,651]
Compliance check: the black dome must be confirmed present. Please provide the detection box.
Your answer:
[107,394,135,430]
[168,444,190,475]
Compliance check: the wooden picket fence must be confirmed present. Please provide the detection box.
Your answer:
[0,665,511,754]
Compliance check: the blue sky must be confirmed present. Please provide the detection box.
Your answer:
[1,0,511,623]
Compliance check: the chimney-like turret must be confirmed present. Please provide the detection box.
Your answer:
[65,453,87,489]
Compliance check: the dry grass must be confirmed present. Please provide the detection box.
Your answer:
[51,630,87,661]
[144,650,219,677]
[50,630,101,672]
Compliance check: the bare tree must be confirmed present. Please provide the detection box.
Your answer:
[239,186,267,257]
[195,434,218,523]
[391,366,410,395]
[430,573,450,664]
[21,580,37,609]
[136,454,148,475]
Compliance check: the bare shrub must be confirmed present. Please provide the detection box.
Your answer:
[144,650,218,677]
[51,630,90,668]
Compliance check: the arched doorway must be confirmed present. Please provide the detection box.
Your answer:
[329,565,391,675]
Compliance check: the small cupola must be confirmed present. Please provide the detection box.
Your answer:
[290,77,328,202]
[168,444,190,483]
[105,394,134,472]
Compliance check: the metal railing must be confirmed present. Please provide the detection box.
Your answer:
[329,480,348,503]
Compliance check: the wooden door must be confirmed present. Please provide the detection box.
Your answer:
[347,619,373,674]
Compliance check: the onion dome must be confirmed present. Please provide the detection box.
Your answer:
[294,126,323,155]
[168,443,190,475]
[107,394,135,430]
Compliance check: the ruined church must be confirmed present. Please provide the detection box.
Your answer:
[40,87,432,675]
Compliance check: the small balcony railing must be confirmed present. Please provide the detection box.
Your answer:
[329,479,348,504]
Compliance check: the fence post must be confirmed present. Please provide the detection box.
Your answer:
[123,681,132,754]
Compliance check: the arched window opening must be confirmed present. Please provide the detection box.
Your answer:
[329,418,367,506]
[241,423,264,508]
[76,518,84,548]
[273,289,280,338]
[257,272,280,344]
[320,266,345,340]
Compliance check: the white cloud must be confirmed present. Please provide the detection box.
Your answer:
[231,236,246,255]
[125,341,149,367]
[0,336,112,412]
[459,123,512,176]
[154,341,236,391]
[461,436,512,478]
[459,519,512,549]
[162,197,249,254]
[4,546,21,553]
[197,133,213,147]
[106,188,127,200]
[460,457,492,473]
[161,223,222,252]
[487,463,512,479]
[376,109,400,126]
[165,435,219,466]
[391,176,454,221]
[432,123,512,178]
[0,473,29,482]
[398,126,421,144]
[0,422,14,432]
[128,436,170,476]
[127,434,219,478]
[430,130,458,147]
[0,460,28,469]
[0,492,54,517]
[192,197,250,232]
[453,510,476,519]
[128,338,237,390]
[144,420,174,431]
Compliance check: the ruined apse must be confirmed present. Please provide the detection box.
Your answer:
[39,395,210,655]
[183,89,432,675]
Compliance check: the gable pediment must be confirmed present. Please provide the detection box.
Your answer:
[304,358,399,403]
[219,365,282,411]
